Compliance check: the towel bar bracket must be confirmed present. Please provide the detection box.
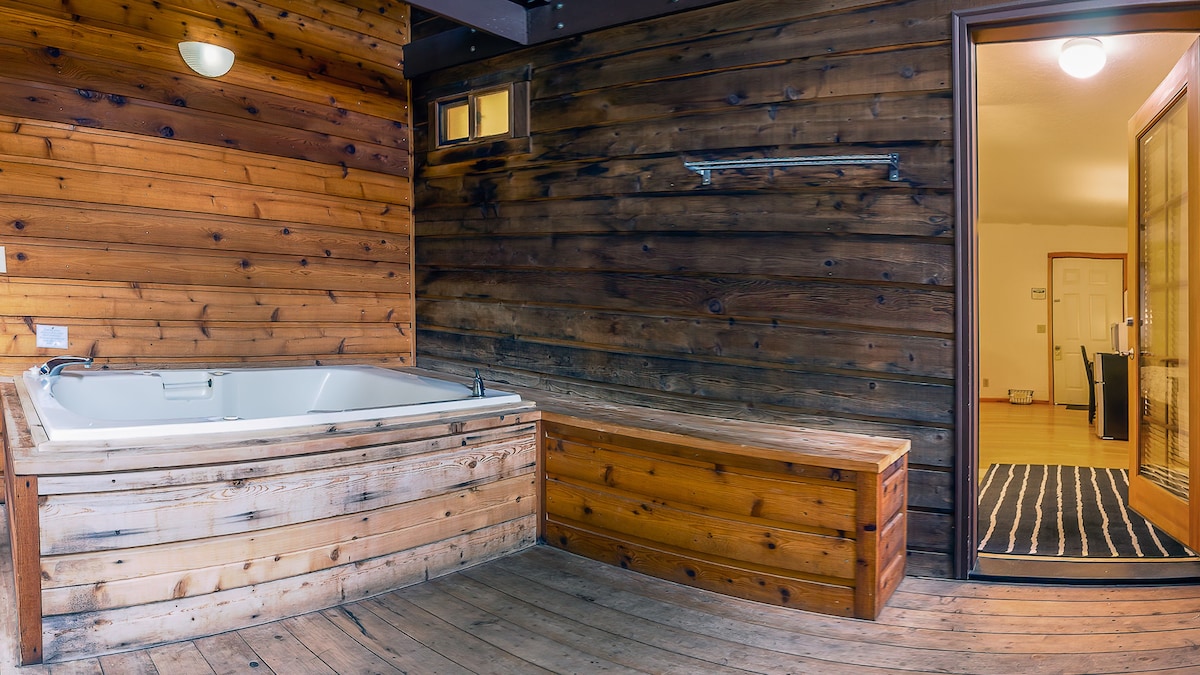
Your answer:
[683,152,900,185]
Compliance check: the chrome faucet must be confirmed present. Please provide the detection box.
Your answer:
[470,369,486,397]
[39,356,94,377]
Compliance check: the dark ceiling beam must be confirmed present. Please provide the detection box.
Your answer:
[526,0,737,43]
[405,26,520,77]
[405,0,530,44]
[404,0,741,78]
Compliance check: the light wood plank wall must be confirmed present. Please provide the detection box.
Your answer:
[413,0,968,576]
[0,0,414,375]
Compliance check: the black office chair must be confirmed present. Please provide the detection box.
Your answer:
[1081,345,1096,424]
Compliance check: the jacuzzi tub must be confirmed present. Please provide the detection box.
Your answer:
[22,364,521,442]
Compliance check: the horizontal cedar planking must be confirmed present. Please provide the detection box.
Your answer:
[415,0,962,574]
[417,299,953,379]
[0,0,407,95]
[5,239,410,293]
[417,143,951,207]
[38,436,535,555]
[542,521,857,615]
[416,270,953,334]
[36,422,536,496]
[0,279,409,324]
[528,50,952,132]
[419,330,952,425]
[0,118,408,204]
[41,476,535,612]
[421,357,954,470]
[546,477,859,581]
[0,159,407,232]
[0,319,411,359]
[1,199,409,264]
[6,391,536,663]
[545,435,858,532]
[417,192,954,239]
[525,92,953,162]
[43,474,527,583]
[0,5,410,121]
[270,0,410,45]
[417,232,952,286]
[43,518,536,663]
[0,76,408,177]
[537,410,907,617]
[13,404,540,478]
[529,0,957,99]
[0,0,413,380]
[0,43,408,148]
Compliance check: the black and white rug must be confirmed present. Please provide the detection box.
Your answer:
[978,464,1197,558]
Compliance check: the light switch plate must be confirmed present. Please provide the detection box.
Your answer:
[0,246,7,273]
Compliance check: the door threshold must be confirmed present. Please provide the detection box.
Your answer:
[971,552,1200,583]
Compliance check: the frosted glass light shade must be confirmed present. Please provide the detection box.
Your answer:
[178,41,235,78]
[1059,38,1106,79]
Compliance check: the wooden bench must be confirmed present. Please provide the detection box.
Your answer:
[516,388,910,620]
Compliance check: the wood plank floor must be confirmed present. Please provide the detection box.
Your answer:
[979,401,1128,483]
[4,525,1200,674]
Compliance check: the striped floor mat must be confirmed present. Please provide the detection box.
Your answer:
[977,464,1197,558]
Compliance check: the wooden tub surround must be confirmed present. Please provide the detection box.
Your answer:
[0,378,538,665]
[534,394,910,621]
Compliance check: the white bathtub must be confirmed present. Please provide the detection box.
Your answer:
[22,365,521,442]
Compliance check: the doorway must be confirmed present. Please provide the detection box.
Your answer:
[953,1,1200,580]
[1049,255,1125,407]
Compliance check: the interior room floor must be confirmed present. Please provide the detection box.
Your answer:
[4,507,1200,673]
[976,401,1200,580]
[979,401,1128,483]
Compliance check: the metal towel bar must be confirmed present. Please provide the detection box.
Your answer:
[683,152,900,185]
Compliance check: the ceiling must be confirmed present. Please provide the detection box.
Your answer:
[403,0,736,76]
[977,33,1198,228]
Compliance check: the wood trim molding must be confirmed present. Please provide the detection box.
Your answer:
[953,0,1200,580]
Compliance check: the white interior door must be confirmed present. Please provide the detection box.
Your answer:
[1051,257,1125,405]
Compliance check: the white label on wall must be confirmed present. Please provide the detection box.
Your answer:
[36,325,69,349]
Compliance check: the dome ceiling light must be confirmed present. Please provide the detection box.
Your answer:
[1059,37,1106,79]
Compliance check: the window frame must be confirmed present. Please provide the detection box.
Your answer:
[431,81,529,150]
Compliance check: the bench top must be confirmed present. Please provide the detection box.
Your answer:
[411,369,910,474]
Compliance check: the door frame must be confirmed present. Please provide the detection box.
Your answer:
[952,0,1200,579]
[1046,253,1127,405]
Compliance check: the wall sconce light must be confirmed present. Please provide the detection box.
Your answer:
[178,41,235,78]
[1059,37,1106,79]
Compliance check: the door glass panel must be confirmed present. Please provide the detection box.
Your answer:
[1138,94,1189,499]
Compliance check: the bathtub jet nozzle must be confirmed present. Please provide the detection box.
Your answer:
[39,356,94,377]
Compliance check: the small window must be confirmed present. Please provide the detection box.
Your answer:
[475,89,510,138]
[432,82,527,149]
[440,98,470,144]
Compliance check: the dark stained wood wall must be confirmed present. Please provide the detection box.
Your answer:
[413,0,964,576]
[0,0,413,374]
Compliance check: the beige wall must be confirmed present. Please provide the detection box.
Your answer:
[979,221,1127,402]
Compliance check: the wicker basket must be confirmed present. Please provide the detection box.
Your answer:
[1007,389,1034,405]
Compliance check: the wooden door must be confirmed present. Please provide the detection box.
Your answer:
[1127,40,1200,548]
[1051,257,1125,406]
